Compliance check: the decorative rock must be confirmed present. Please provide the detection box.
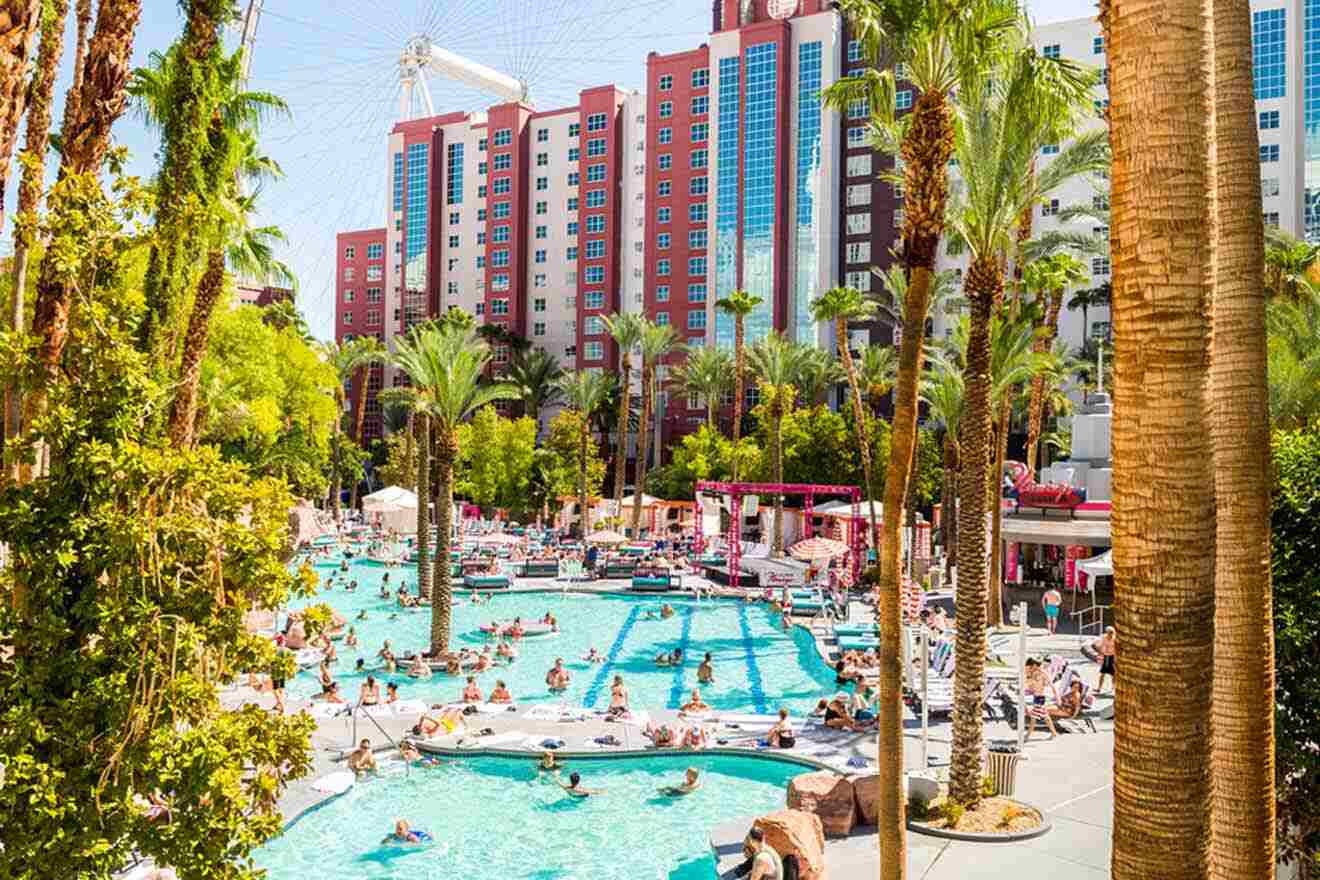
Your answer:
[850,773,879,825]
[787,771,856,837]
[752,810,826,880]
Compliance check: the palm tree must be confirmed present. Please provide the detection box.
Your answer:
[1021,253,1088,473]
[810,287,882,555]
[6,0,69,477]
[555,369,615,537]
[858,345,897,412]
[795,346,846,408]
[261,299,311,339]
[714,289,763,479]
[0,0,43,234]
[1266,294,1320,427]
[387,334,434,603]
[943,32,1098,806]
[602,313,645,520]
[632,321,681,534]
[822,3,1026,862]
[1210,1,1276,872]
[1105,1,1219,875]
[23,0,144,480]
[319,339,375,519]
[670,345,733,427]
[1065,283,1110,341]
[346,335,387,508]
[396,324,518,654]
[506,347,564,427]
[920,354,964,568]
[1263,226,1320,302]
[746,332,807,557]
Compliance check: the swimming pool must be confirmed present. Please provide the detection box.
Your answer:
[288,555,837,714]
[254,753,806,879]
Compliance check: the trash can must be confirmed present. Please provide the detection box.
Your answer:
[986,742,1021,796]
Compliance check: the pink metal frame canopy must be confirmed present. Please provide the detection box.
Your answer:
[693,481,864,589]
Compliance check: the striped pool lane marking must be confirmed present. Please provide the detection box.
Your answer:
[738,603,769,715]
[581,604,642,708]
[666,605,696,709]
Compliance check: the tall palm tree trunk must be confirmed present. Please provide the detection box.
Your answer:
[987,400,1011,627]
[613,352,631,519]
[941,434,958,567]
[1209,0,1275,874]
[167,247,224,448]
[0,0,41,233]
[415,414,432,599]
[328,401,342,517]
[950,268,996,806]
[402,411,415,494]
[1025,287,1065,474]
[577,417,590,537]
[631,367,652,535]
[431,428,458,655]
[730,319,744,479]
[1106,0,1217,875]
[770,403,783,556]
[22,0,142,480]
[6,0,68,479]
[348,365,370,510]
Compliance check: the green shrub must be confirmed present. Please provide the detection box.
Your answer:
[907,797,929,821]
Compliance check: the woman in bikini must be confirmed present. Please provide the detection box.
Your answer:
[461,676,484,703]
[489,680,513,703]
[358,675,381,706]
[607,675,630,718]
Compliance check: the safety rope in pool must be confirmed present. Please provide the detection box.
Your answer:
[738,603,769,714]
[666,605,696,709]
[581,604,641,708]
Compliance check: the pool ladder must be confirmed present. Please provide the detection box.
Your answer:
[348,703,411,777]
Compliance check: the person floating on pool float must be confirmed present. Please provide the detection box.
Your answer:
[697,652,715,684]
[546,658,571,692]
[659,767,702,796]
[679,689,711,716]
[489,680,513,704]
[382,819,431,845]
[542,611,557,628]
[509,617,526,639]
[461,675,483,703]
[582,646,604,664]
[555,771,604,798]
[347,738,378,777]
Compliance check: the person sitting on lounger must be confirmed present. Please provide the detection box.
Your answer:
[546,658,571,691]
[818,694,870,732]
[489,680,513,704]
[461,676,483,703]
[850,686,878,723]
[659,767,702,796]
[679,689,711,715]
[408,655,432,679]
[682,724,709,750]
[556,771,603,798]
[1027,677,1086,741]
[767,708,796,749]
[347,738,377,777]
[413,707,466,737]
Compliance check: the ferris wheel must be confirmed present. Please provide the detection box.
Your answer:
[229,0,712,337]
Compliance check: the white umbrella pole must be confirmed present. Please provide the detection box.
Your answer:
[921,623,929,768]
[1017,600,1028,749]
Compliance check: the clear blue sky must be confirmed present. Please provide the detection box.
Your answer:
[15,0,1097,340]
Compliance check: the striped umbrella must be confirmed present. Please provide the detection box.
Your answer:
[789,537,849,561]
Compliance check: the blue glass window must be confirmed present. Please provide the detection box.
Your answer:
[896,89,913,111]
[794,41,822,344]
[586,215,606,233]
[714,55,740,349]
[585,190,606,208]
[1254,9,1286,99]
[1261,110,1280,129]
[584,267,604,284]
[404,142,429,291]
[392,152,404,211]
[1261,144,1280,162]
[739,42,779,344]
[585,240,605,259]
[446,143,464,205]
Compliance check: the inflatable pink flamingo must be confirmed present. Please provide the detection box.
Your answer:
[1003,461,1087,512]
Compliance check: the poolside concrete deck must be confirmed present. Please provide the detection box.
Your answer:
[237,574,1116,877]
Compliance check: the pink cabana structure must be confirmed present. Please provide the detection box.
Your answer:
[694,481,863,589]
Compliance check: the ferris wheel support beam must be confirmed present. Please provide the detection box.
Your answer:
[397,35,527,121]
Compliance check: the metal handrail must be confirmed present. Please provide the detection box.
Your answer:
[348,703,410,777]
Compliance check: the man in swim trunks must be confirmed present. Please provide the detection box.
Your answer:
[1042,586,1063,635]
[546,658,571,691]
[697,652,715,684]
[347,738,377,777]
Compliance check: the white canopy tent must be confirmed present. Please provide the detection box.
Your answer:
[1077,550,1113,579]
[362,486,419,533]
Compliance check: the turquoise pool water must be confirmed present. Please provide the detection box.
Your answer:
[255,753,803,879]
[288,554,837,714]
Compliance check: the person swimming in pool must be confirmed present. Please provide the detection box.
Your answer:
[382,819,427,844]
[582,646,604,663]
[655,647,683,667]
[537,750,561,774]
[660,603,675,619]
[461,675,483,703]
[546,658,571,691]
[697,652,714,684]
[556,771,603,798]
[679,688,710,715]
[659,767,702,796]
[496,638,517,661]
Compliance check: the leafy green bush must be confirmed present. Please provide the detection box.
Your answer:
[1271,429,1320,873]
[907,796,930,821]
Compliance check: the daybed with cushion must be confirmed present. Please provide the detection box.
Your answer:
[463,574,511,590]
[522,559,560,577]
[630,569,676,592]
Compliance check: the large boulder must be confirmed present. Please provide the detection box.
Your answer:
[752,810,826,880]
[787,771,856,837]
[850,773,879,825]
